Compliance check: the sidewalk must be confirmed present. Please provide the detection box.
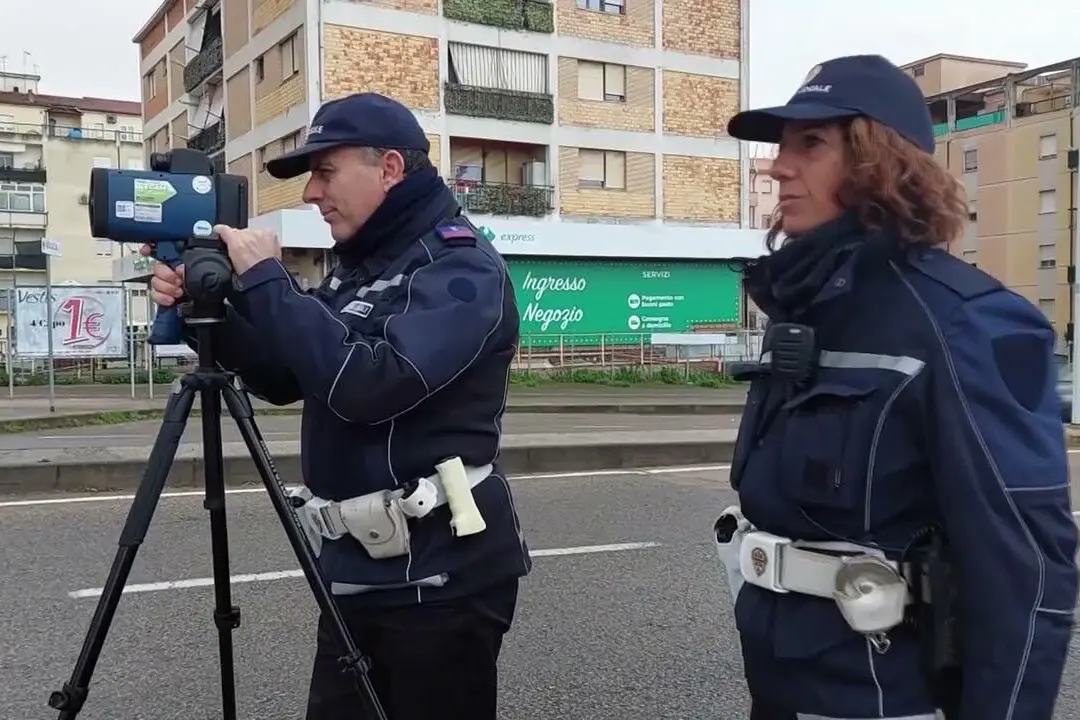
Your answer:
[0,383,749,422]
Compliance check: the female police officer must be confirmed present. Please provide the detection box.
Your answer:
[715,54,1078,719]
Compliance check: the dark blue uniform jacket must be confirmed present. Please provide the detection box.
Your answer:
[184,170,531,608]
[732,214,1078,719]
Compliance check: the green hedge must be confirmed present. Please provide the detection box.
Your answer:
[443,0,554,33]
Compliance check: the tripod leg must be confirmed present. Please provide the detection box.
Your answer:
[200,374,241,720]
[220,379,389,720]
[48,382,198,720]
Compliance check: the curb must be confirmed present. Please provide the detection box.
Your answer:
[0,436,739,496]
[0,402,747,434]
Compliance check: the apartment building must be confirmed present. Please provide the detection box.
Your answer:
[134,0,765,343]
[899,53,1080,349]
[748,156,777,230]
[0,70,148,356]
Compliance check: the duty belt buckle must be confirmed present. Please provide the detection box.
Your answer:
[304,497,345,540]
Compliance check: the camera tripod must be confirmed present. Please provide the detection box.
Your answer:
[47,242,388,720]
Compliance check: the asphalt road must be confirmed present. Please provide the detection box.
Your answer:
[0,413,740,451]
[2,465,748,720]
[5,462,1080,719]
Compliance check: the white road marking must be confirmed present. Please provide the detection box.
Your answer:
[0,465,735,508]
[66,541,662,599]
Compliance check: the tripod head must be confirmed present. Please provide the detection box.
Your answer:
[176,235,235,328]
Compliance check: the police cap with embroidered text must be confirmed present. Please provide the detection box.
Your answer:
[265,92,431,180]
[726,54,935,154]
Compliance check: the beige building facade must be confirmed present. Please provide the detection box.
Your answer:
[133,0,765,281]
[0,72,148,355]
[900,54,1080,349]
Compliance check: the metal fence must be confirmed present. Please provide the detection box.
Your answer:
[0,285,196,398]
[512,330,765,375]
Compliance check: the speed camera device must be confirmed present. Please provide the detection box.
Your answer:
[87,148,248,345]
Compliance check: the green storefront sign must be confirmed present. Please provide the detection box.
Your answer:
[506,258,742,346]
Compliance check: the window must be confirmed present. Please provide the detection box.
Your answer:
[0,114,14,132]
[761,214,771,228]
[1038,298,1055,320]
[144,69,156,99]
[0,182,45,213]
[578,149,625,189]
[963,149,977,173]
[578,61,626,102]
[911,64,925,77]
[577,0,625,13]
[280,34,298,80]
[119,126,138,142]
[1039,189,1056,214]
[1039,134,1057,159]
[260,132,302,171]
[281,131,300,154]
[254,56,265,82]
[1039,243,1056,268]
[125,158,145,170]
[93,156,112,168]
[759,179,772,193]
[0,153,12,169]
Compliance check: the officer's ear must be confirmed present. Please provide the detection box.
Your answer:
[378,149,406,189]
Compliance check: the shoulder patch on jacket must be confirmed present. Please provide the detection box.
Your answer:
[434,222,478,247]
[907,247,1001,300]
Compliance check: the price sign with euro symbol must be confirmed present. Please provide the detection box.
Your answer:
[14,286,126,358]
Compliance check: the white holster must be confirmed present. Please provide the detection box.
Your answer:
[289,458,492,561]
[711,506,910,635]
[713,505,752,602]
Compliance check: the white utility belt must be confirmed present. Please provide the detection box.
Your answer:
[714,505,911,637]
[289,457,491,561]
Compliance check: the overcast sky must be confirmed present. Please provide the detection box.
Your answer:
[1,0,1076,119]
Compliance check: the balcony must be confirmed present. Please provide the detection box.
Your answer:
[444,83,554,124]
[452,181,554,217]
[443,0,554,33]
[186,119,225,156]
[183,37,224,94]
[0,166,46,184]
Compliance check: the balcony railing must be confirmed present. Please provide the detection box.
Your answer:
[183,37,224,94]
[444,83,554,124]
[186,120,225,155]
[451,182,554,217]
[0,121,141,143]
[443,0,554,33]
[0,166,46,184]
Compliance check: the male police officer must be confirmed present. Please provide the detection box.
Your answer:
[144,92,531,720]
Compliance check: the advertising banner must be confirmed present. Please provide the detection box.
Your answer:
[14,285,126,358]
[507,259,742,346]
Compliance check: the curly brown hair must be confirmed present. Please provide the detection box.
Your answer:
[766,117,969,251]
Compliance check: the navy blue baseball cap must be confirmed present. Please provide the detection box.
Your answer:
[727,55,935,154]
[266,92,430,179]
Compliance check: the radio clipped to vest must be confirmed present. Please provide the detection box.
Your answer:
[764,322,819,388]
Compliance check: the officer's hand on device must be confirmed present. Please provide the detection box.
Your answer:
[214,224,282,275]
[140,244,185,308]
